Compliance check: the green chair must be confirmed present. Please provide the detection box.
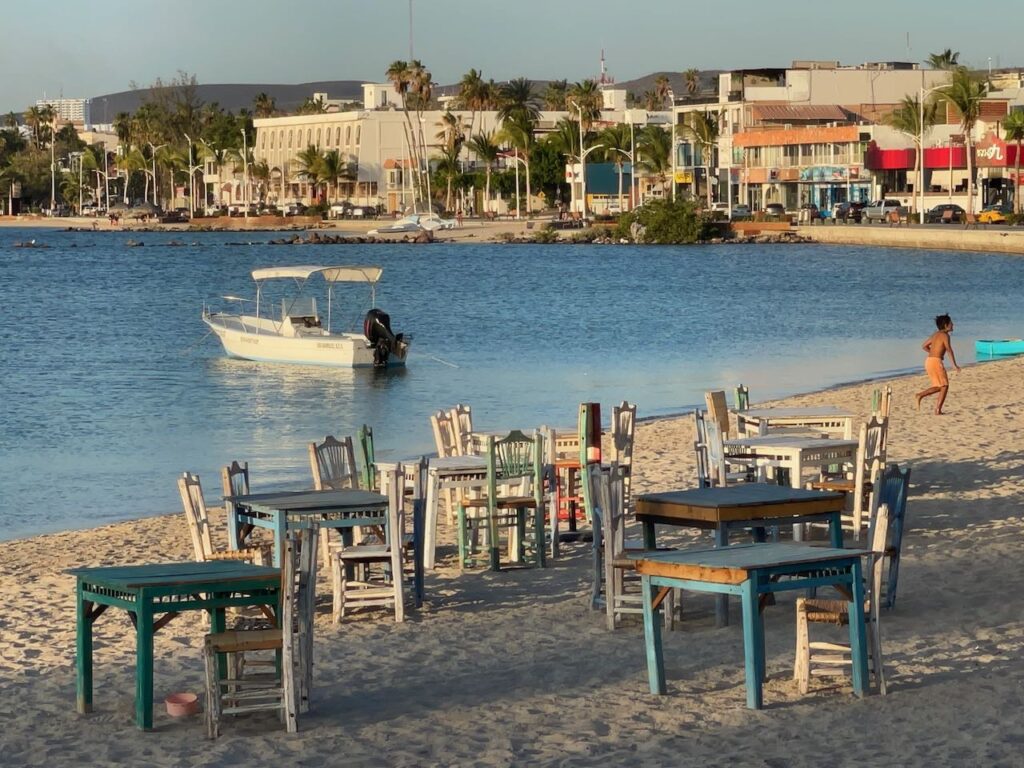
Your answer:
[457,430,546,571]
[734,384,750,411]
[357,424,376,490]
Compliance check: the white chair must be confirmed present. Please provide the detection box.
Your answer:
[810,416,889,538]
[794,504,890,695]
[449,403,474,456]
[329,464,410,622]
[203,523,319,737]
[610,401,637,512]
[178,472,271,565]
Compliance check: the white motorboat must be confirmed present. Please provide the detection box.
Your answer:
[369,213,455,235]
[203,265,409,368]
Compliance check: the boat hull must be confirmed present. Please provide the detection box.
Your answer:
[204,315,407,368]
[975,339,1024,356]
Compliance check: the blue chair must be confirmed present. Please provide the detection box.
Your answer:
[874,463,911,609]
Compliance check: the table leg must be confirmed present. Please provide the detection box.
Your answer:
[740,577,764,710]
[641,575,666,695]
[642,520,656,549]
[847,559,869,697]
[135,596,155,730]
[424,469,439,570]
[273,511,286,568]
[828,511,843,548]
[212,606,228,681]
[714,525,730,628]
[76,587,93,714]
[792,454,805,542]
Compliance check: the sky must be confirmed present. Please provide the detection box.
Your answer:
[1,0,1017,113]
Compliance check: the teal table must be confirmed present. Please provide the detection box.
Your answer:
[70,561,280,730]
[226,489,388,567]
[636,543,869,709]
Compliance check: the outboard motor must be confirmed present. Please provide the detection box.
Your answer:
[363,308,407,367]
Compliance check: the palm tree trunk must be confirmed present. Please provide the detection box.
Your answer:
[966,136,975,215]
[617,162,624,212]
[525,156,531,220]
[1017,139,1022,215]
[485,166,492,215]
[705,157,713,208]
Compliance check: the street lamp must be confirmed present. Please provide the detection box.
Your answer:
[607,147,632,213]
[501,151,531,220]
[569,100,591,216]
[241,128,249,219]
[183,133,203,219]
[918,84,948,224]
[69,151,84,214]
[147,142,167,207]
[198,138,217,212]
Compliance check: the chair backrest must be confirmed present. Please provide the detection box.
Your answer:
[590,462,627,560]
[873,462,911,566]
[611,401,636,510]
[866,503,891,617]
[871,385,892,419]
[704,390,730,440]
[221,460,250,527]
[863,415,888,479]
[704,419,729,487]
[449,403,474,455]
[377,463,407,552]
[357,424,376,490]
[486,430,544,507]
[177,471,214,561]
[309,435,359,491]
[430,410,459,458]
[734,384,750,412]
[693,410,711,487]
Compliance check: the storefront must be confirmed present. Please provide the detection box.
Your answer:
[973,132,1021,208]
[798,165,869,209]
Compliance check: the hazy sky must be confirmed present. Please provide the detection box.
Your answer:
[1,0,1016,112]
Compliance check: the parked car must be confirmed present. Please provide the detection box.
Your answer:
[925,203,966,224]
[730,204,752,219]
[350,204,381,218]
[798,202,821,221]
[833,201,866,222]
[862,199,908,223]
[329,202,353,219]
[978,203,1013,224]
[763,202,787,218]
[283,202,307,216]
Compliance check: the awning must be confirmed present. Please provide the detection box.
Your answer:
[251,266,383,283]
[750,105,848,122]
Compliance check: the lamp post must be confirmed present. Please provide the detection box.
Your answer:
[241,128,249,219]
[607,147,632,214]
[199,139,217,212]
[146,142,167,207]
[569,99,590,216]
[502,151,531,219]
[918,84,948,224]
[183,133,202,219]
[69,151,84,214]
[50,117,57,214]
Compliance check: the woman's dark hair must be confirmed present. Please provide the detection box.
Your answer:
[935,313,952,330]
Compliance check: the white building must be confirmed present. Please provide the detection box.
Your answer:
[36,97,89,125]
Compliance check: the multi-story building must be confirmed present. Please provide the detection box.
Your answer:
[36,97,89,125]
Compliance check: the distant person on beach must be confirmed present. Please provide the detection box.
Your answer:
[916,313,961,415]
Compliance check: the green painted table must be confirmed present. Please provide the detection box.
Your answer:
[70,561,281,730]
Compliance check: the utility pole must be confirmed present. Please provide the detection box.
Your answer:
[408,0,414,59]
[241,128,249,219]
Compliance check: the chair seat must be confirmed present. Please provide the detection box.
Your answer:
[797,597,868,625]
[207,628,283,653]
[461,496,539,509]
[334,544,391,561]
[809,480,855,493]
[207,546,268,563]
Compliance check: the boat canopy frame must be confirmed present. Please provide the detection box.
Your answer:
[250,265,382,335]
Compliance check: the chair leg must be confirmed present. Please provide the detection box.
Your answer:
[457,504,468,570]
[795,601,810,694]
[331,555,343,624]
[203,638,220,739]
[870,618,887,695]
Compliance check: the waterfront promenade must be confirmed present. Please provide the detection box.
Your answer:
[2,356,1023,765]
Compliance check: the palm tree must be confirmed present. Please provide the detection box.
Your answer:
[296,96,328,115]
[497,78,540,125]
[684,68,700,95]
[546,118,581,162]
[3,112,16,128]
[319,149,350,204]
[927,49,960,70]
[884,95,939,214]
[253,92,276,118]
[457,68,487,136]
[681,110,720,207]
[654,75,671,108]
[386,59,421,199]
[636,125,672,199]
[1003,110,1024,214]
[294,145,325,202]
[23,105,44,148]
[499,112,536,218]
[568,80,603,131]
[433,146,463,212]
[641,90,661,111]
[467,130,500,215]
[599,123,632,211]
[542,80,569,111]
[942,66,988,214]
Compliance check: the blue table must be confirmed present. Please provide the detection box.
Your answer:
[70,561,280,730]
[226,489,389,567]
[636,543,869,710]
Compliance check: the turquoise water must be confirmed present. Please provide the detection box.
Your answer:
[2,229,1023,540]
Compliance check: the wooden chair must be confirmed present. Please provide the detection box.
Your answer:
[693,410,712,487]
[357,424,376,491]
[941,208,954,224]
[704,389,731,440]
[308,435,359,491]
[734,384,750,412]
[329,464,409,622]
[964,212,980,229]
[871,385,892,419]
[430,410,459,459]
[809,416,889,537]
[449,403,474,455]
[873,463,911,609]
[590,463,674,630]
[178,472,271,565]
[794,504,890,696]
[610,401,637,513]
[203,523,319,737]
[457,430,546,571]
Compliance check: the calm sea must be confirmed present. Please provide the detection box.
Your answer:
[2,228,1023,540]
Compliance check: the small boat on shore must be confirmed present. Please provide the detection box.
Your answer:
[203,265,409,367]
[975,339,1024,356]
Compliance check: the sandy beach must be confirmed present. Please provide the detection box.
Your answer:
[3,355,1024,766]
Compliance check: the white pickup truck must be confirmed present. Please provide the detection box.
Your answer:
[862,199,908,223]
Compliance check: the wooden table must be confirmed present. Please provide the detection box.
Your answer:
[636,543,869,709]
[422,455,488,569]
[70,561,280,730]
[735,406,856,439]
[635,485,846,626]
[226,488,389,567]
[724,435,859,491]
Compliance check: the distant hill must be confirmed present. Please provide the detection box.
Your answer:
[617,70,724,101]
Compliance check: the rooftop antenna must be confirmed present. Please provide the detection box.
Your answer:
[408,0,414,60]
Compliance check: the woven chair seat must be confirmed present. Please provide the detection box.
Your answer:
[460,496,539,509]
[207,628,282,654]
[797,597,868,625]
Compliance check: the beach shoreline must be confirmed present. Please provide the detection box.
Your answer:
[3,354,1024,766]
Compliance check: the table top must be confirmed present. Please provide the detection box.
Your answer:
[724,436,859,451]
[69,561,280,590]
[227,488,388,511]
[427,455,488,471]
[737,406,855,420]
[635,484,845,524]
[635,542,866,583]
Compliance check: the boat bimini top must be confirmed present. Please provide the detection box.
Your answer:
[250,265,383,284]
